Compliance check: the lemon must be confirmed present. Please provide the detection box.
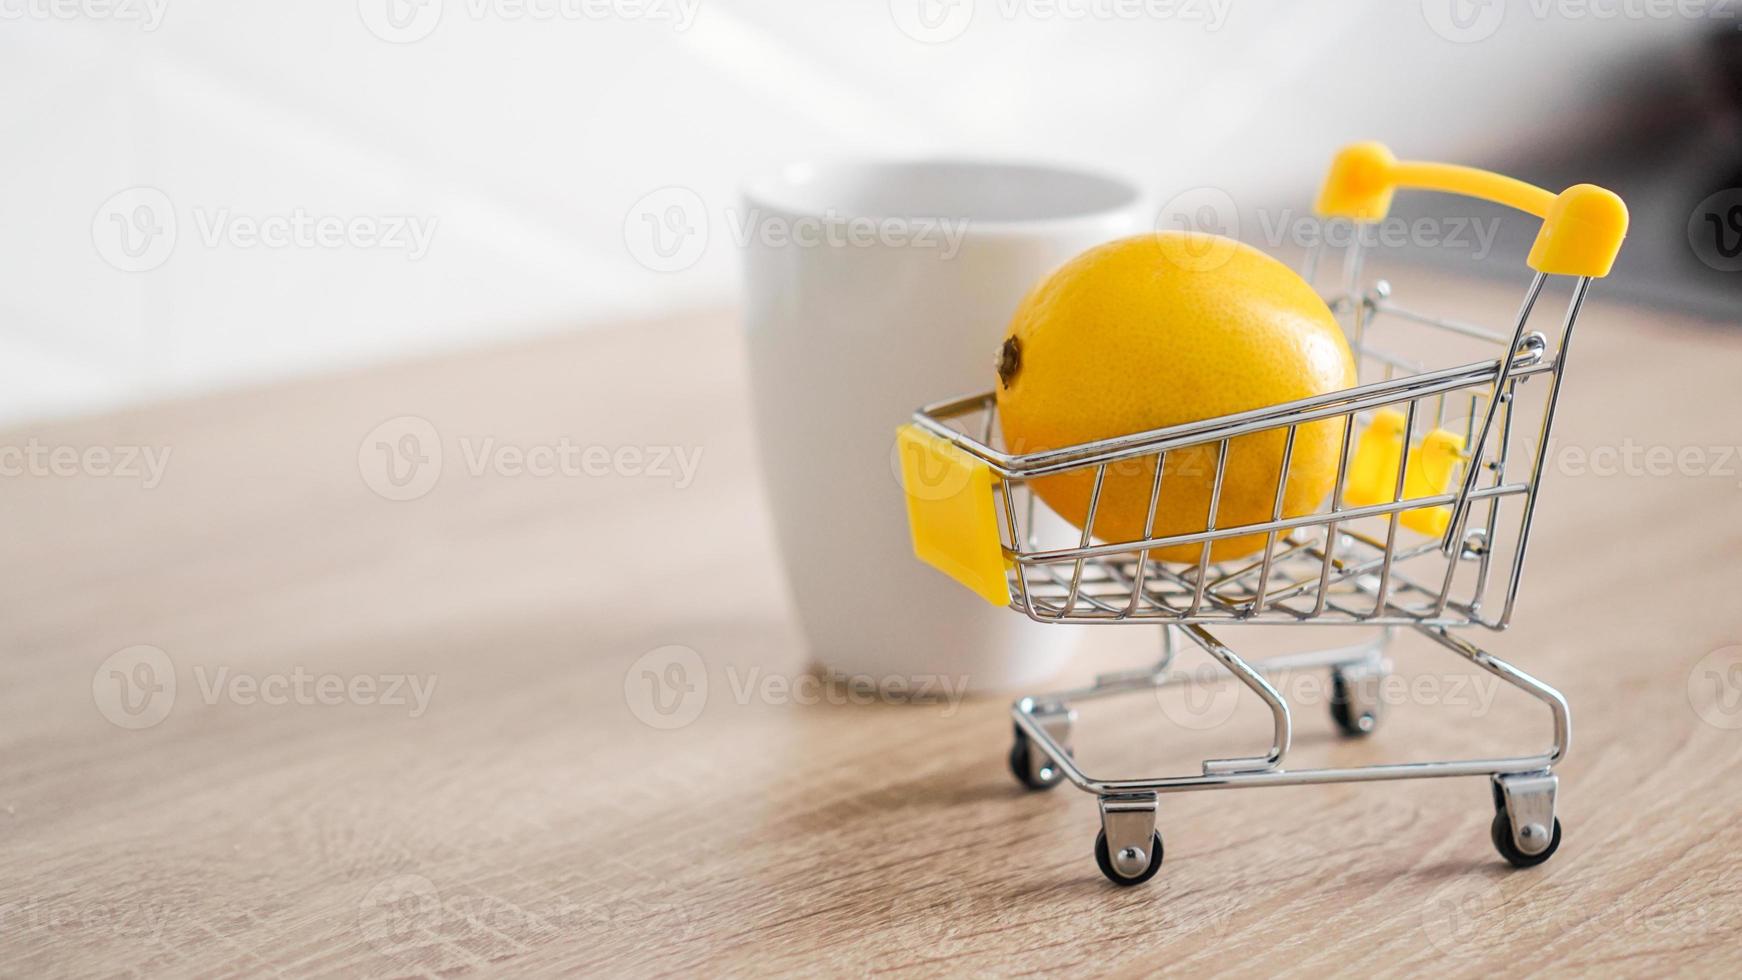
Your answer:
[995,232,1356,563]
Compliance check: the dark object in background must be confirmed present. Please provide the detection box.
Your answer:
[1392,27,1742,321]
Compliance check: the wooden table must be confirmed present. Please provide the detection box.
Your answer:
[6,275,1742,977]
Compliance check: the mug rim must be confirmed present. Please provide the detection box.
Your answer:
[741,158,1146,236]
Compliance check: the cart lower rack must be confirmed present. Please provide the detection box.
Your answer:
[899,142,1627,884]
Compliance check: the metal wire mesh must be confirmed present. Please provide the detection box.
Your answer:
[912,238,1592,630]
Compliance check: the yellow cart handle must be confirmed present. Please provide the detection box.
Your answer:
[1314,141,1628,278]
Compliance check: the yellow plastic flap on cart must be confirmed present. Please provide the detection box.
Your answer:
[1344,409,1407,507]
[1400,429,1466,537]
[1343,410,1464,536]
[897,424,1011,606]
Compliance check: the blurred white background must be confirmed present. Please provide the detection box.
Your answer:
[0,0,1724,425]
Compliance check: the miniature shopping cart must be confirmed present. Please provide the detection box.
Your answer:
[897,142,1628,885]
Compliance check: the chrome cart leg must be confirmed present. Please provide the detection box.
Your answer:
[1008,698,1075,791]
[1329,655,1388,738]
[1416,625,1571,767]
[1096,793,1163,886]
[1491,771,1562,868]
[1004,624,1570,883]
[1180,625,1292,774]
[1416,626,1569,868]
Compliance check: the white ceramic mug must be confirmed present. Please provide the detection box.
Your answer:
[741,160,1146,691]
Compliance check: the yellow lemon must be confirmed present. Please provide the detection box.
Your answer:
[995,232,1356,563]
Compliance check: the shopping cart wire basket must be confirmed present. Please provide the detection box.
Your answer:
[897,141,1627,885]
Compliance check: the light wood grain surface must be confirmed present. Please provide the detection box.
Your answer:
[5,274,1742,978]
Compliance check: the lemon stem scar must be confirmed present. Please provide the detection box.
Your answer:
[998,336,1022,390]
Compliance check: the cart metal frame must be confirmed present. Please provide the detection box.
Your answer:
[900,143,1627,884]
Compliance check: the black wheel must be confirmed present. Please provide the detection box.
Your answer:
[1094,829,1164,886]
[1490,810,1562,868]
[1008,724,1067,791]
[1329,670,1377,737]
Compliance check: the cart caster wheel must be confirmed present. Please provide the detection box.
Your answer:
[1008,725,1068,791]
[1329,668,1379,737]
[1491,811,1562,868]
[1094,829,1164,886]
